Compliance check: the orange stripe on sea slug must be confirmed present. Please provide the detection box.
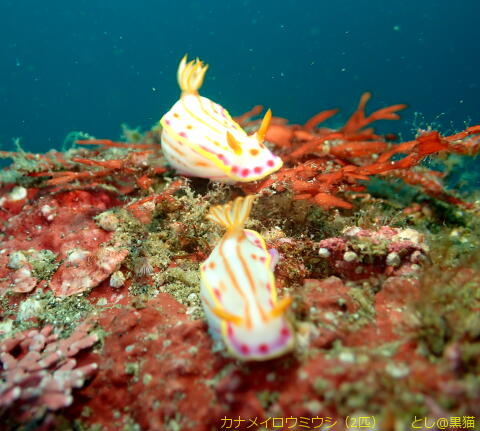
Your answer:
[236,235,268,323]
[198,95,232,129]
[180,98,221,134]
[169,143,186,157]
[208,99,244,133]
[168,154,190,168]
[207,99,230,124]
[219,237,252,329]
[205,136,228,151]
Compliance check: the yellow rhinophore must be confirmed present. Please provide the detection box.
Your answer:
[160,55,283,183]
[200,195,295,360]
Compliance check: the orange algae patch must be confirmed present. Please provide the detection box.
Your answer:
[238,93,480,210]
[313,193,353,209]
[304,108,339,132]
[24,138,166,193]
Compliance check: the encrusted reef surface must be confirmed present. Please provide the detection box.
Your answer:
[1,97,480,430]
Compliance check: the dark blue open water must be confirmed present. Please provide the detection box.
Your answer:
[0,0,478,152]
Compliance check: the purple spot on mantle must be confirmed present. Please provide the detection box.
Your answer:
[268,248,280,271]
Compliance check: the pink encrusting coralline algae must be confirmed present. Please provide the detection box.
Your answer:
[0,321,98,424]
[317,226,428,280]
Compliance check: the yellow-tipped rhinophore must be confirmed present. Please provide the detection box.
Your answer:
[177,54,209,94]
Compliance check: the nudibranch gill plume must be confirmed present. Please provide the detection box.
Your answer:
[200,195,295,361]
[160,55,283,182]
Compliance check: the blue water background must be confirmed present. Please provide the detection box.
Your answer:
[0,0,479,153]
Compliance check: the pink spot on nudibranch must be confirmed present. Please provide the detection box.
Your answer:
[165,119,171,125]
[231,166,239,174]
[259,256,266,263]
[241,168,250,177]
[258,344,269,354]
[281,327,290,337]
[240,344,250,354]
[179,132,187,138]
[254,166,263,174]
[213,288,221,300]
[217,154,230,165]
[267,159,275,167]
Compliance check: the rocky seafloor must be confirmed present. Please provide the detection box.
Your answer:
[0,98,479,431]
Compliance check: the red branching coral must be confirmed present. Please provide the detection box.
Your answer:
[237,93,480,209]
[26,137,167,195]
[0,321,98,425]
[2,94,478,212]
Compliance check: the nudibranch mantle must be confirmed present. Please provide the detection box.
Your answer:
[200,195,295,361]
[160,55,283,183]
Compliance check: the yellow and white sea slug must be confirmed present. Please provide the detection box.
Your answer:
[160,55,283,183]
[200,195,295,361]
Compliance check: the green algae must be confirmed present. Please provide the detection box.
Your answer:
[124,361,141,383]
[413,244,480,360]
[1,290,94,338]
[348,237,390,263]
[38,292,94,337]
[256,389,280,410]
[165,413,184,431]
[28,249,59,280]
[346,285,376,325]
[120,416,142,431]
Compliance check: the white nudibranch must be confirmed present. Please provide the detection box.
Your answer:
[200,195,295,361]
[160,55,283,183]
